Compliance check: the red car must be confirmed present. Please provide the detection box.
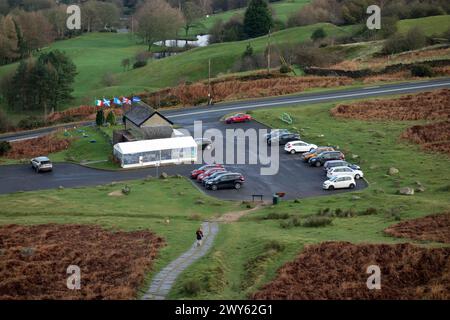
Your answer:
[225,113,252,124]
[190,164,223,179]
[197,167,226,182]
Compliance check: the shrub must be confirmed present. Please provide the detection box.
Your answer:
[121,185,131,195]
[102,72,117,87]
[17,116,45,130]
[266,212,290,220]
[302,216,333,227]
[95,109,105,126]
[411,64,434,77]
[311,28,326,41]
[106,111,116,126]
[0,141,12,156]
[359,207,378,216]
[0,109,12,133]
[279,64,291,74]
[382,27,427,55]
[182,279,202,296]
[133,60,147,69]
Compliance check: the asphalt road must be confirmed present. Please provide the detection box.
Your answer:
[1,78,449,200]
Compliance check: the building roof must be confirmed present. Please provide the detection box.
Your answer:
[124,102,173,127]
[114,136,197,155]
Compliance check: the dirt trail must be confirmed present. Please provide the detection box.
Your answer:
[213,204,264,223]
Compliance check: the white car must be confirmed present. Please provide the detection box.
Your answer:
[30,156,53,173]
[327,166,364,180]
[284,140,317,154]
[323,175,356,190]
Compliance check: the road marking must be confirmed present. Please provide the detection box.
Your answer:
[166,81,450,119]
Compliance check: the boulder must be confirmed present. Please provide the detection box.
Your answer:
[415,186,426,192]
[398,187,414,195]
[351,195,362,200]
[388,167,399,175]
[160,172,168,179]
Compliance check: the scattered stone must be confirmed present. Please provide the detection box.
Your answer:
[195,199,205,205]
[178,192,186,196]
[160,172,168,179]
[351,195,362,200]
[352,154,359,159]
[415,181,423,186]
[415,186,426,193]
[398,187,414,195]
[58,186,64,190]
[175,174,183,179]
[317,134,325,137]
[122,185,131,195]
[388,167,399,175]
[108,190,124,197]
[294,199,301,203]
[369,164,378,170]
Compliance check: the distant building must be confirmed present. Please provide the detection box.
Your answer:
[123,102,174,140]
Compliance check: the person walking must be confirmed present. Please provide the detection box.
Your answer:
[196,227,204,247]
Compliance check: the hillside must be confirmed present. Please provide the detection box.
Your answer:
[397,15,450,36]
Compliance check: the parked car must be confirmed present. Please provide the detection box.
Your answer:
[323,175,356,190]
[264,129,290,141]
[205,172,245,190]
[267,133,300,145]
[30,156,53,173]
[194,138,212,150]
[323,160,360,172]
[309,151,345,167]
[327,166,364,180]
[301,146,334,162]
[202,171,229,186]
[190,164,223,179]
[225,113,252,124]
[197,167,226,182]
[284,140,318,154]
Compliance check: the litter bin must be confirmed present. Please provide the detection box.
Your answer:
[272,194,279,205]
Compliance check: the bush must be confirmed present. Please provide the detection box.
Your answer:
[182,279,202,296]
[133,60,147,69]
[311,28,326,41]
[121,185,131,195]
[280,217,301,228]
[411,64,434,77]
[0,109,12,133]
[279,64,291,74]
[17,116,45,130]
[382,27,427,55]
[95,109,105,126]
[106,111,116,126]
[302,216,333,227]
[264,240,285,252]
[359,207,378,216]
[0,141,11,156]
[265,212,290,220]
[102,72,117,87]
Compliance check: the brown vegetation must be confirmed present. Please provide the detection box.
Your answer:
[385,213,450,243]
[142,75,354,107]
[252,242,450,300]
[401,121,450,154]
[330,89,450,121]
[0,224,165,300]
[5,133,72,159]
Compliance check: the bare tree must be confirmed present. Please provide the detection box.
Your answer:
[182,1,204,38]
[135,0,185,51]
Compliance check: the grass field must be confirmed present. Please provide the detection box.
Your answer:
[397,15,450,36]
[189,0,311,35]
[168,96,450,299]
[0,177,242,297]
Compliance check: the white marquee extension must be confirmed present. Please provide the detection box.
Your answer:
[113,136,198,168]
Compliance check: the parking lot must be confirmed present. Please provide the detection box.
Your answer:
[0,118,367,201]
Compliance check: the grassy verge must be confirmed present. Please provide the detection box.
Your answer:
[169,97,450,299]
[0,177,242,297]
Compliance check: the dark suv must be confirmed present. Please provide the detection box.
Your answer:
[205,173,245,191]
[308,151,345,167]
[267,133,300,145]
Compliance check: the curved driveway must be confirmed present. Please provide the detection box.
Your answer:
[1,78,449,200]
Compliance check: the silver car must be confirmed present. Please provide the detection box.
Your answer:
[31,156,53,173]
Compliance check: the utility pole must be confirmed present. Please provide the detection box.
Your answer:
[267,29,271,73]
[208,58,211,105]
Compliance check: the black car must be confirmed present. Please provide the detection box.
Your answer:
[202,170,229,186]
[267,133,300,145]
[205,173,245,190]
[308,151,345,167]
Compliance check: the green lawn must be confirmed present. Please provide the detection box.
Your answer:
[0,177,242,297]
[189,0,311,36]
[168,96,450,299]
[397,15,450,36]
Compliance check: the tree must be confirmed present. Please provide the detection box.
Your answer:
[311,28,326,41]
[182,1,204,38]
[0,15,19,65]
[45,4,69,39]
[96,109,105,126]
[243,0,272,38]
[106,110,116,126]
[136,0,185,51]
[121,58,130,71]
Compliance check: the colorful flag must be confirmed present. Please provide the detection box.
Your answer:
[95,99,103,107]
[103,98,111,107]
[113,97,122,105]
[132,96,141,103]
[122,97,131,105]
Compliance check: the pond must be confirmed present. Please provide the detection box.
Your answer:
[154,34,210,48]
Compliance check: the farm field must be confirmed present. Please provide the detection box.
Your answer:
[0,177,242,299]
[168,91,450,299]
